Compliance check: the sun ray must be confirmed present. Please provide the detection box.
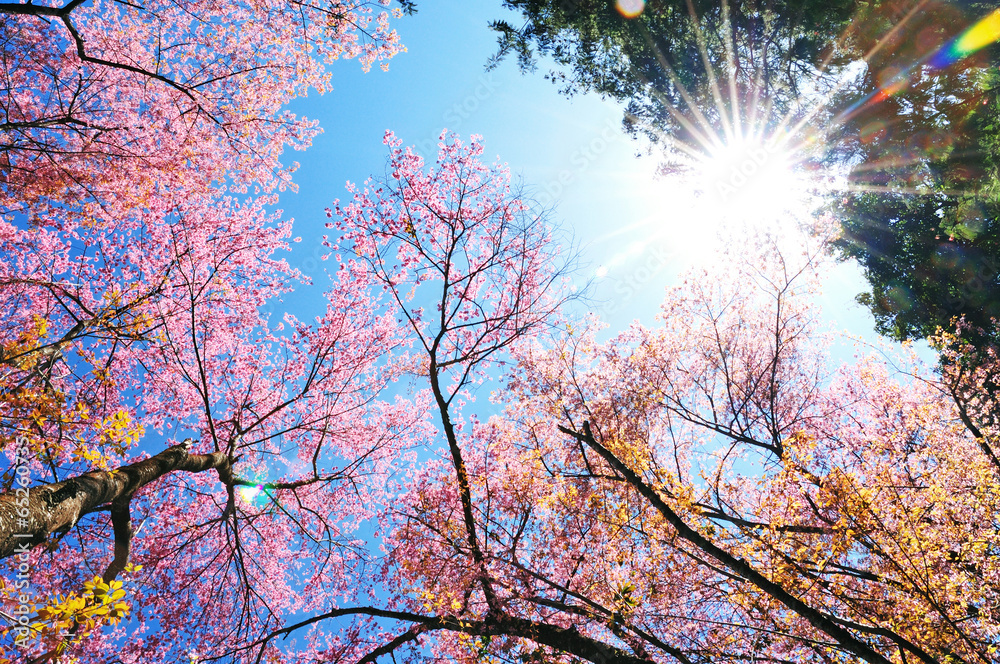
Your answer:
[685,0,735,142]
[835,183,975,197]
[720,0,742,137]
[624,57,720,156]
[769,0,933,158]
[830,1,994,130]
[744,57,767,135]
[635,20,727,151]
[611,0,1000,239]
[863,0,934,62]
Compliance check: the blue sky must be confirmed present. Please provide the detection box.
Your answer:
[276,0,893,355]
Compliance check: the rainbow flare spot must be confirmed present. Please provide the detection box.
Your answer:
[929,8,1000,68]
[835,6,1000,122]
[871,78,908,104]
[237,484,265,505]
[616,0,645,19]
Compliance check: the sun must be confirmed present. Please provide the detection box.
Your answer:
[692,134,815,222]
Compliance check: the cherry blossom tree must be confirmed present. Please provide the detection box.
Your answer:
[0,188,417,661]
[0,0,406,520]
[273,226,999,664]
[483,239,1000,663]
[0,131,574,664]
[4,121,1000,664]
[0,0,408,654]
[1,0,405,213]
[0,0,407,469]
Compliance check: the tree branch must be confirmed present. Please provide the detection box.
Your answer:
[558,422,897,664]
[255,606,659,664]
[0,439,230,559]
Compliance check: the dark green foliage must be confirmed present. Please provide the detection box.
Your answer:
[492,0,1000,349]
[396,0,418,14]
[831,8,1000,347]
[491,0,856,160]
[833,191,1000,343]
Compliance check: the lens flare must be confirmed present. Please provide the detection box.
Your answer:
[930,8,1000,68]
[837,6,1000,118]
[237,484,266,505]
[616,0,644,19]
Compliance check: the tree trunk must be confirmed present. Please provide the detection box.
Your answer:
[0,441,230,559]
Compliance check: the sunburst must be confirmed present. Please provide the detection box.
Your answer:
[619,0,1000,230]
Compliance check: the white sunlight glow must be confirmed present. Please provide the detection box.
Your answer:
[694,134,811,222]
[237,484,264,505]
[581,0,1000,329]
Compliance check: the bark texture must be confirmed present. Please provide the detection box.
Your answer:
[0,441,230,559]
